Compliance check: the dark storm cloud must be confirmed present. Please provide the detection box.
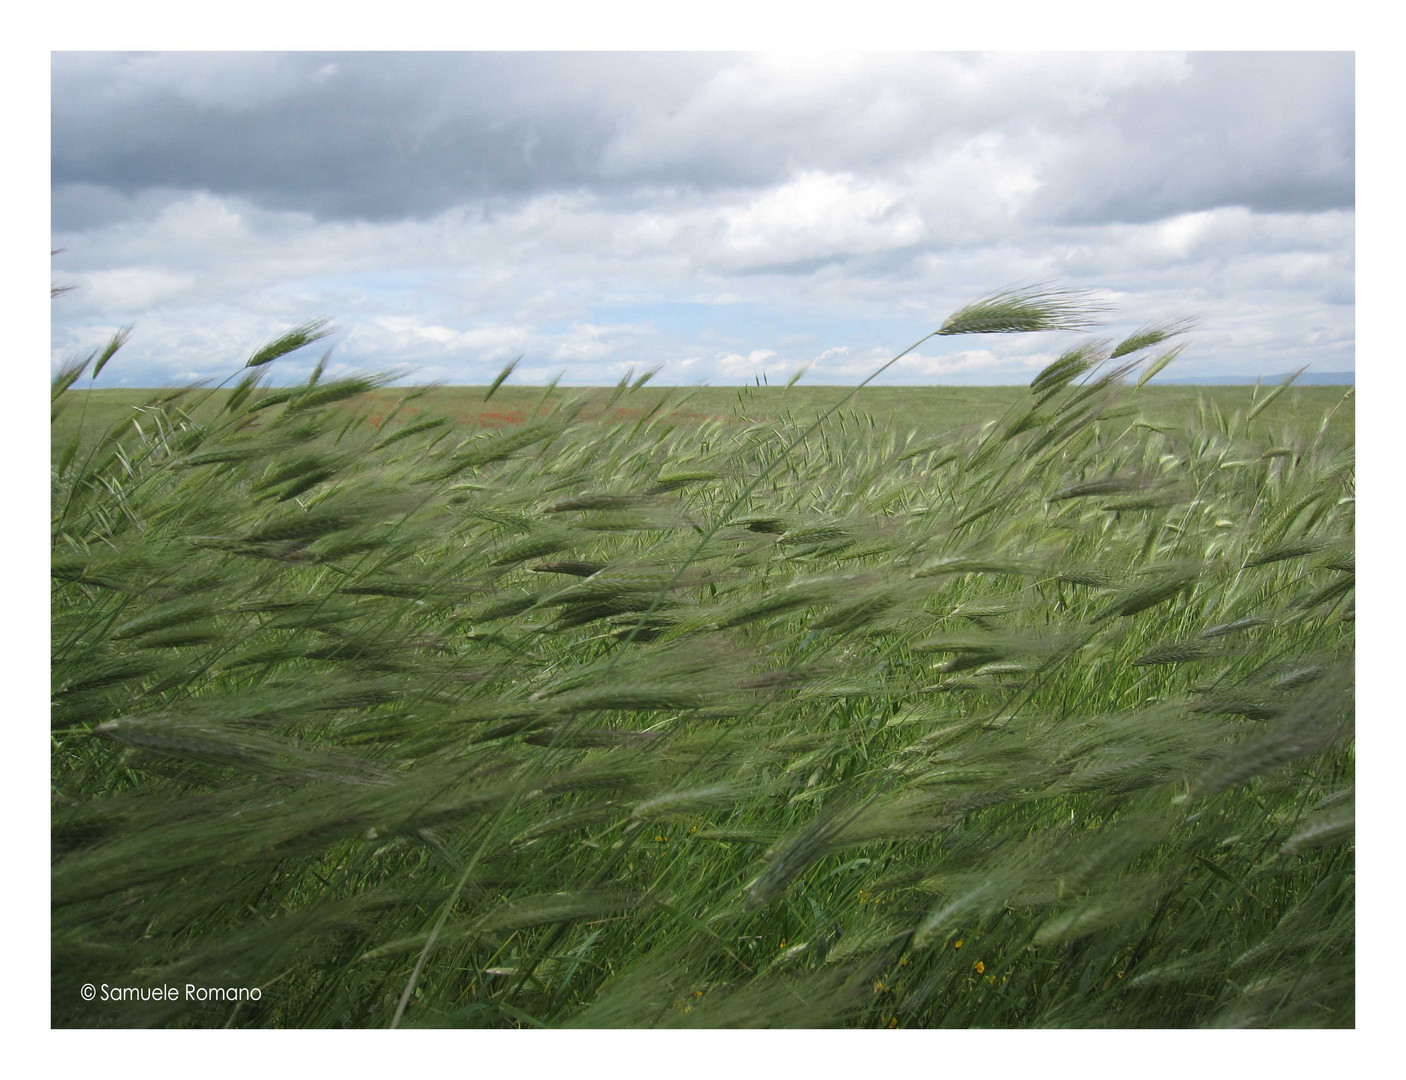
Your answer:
[1023,53,1354,225]
[51,52,730,226]
[54,52,1354,233]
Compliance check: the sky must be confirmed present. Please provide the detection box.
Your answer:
[49,51,1355,387]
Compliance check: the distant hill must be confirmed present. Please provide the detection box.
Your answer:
[1152,372,1354,387]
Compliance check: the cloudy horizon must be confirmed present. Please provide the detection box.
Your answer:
[50,51,1354,388]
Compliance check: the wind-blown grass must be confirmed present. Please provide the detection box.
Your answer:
[51,287,1353,1028]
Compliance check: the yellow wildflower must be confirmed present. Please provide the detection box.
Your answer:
[974,960,985,975]
[887,1017,898,1029]
[954,939,964,949]
[778,939,787,949]
[653,834,667,843]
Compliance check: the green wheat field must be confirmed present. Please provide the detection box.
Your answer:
[51,289,1354,1028]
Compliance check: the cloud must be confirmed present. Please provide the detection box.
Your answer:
[70,266,195,312]
[1022,53,1354,225]
[51,52,1354,386]
[716,348,780,379]
[716,172,925,271]
[52,52,725,224]
[53,52,1352,228]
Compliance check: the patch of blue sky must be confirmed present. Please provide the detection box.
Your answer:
[587,300,932,353]
[305,271,436,305]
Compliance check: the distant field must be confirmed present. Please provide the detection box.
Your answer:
[53,382,1355,457]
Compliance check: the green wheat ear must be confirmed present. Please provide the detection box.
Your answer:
[1110,318,1197,359]
[484,356,520,401]
[244,319,333,368]
[939,284,1108,336]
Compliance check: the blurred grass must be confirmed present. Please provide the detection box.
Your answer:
[51,293,1353,1029]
